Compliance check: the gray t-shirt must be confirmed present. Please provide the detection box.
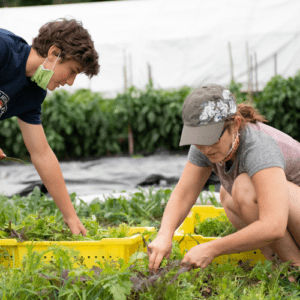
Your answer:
[188,122,300,195]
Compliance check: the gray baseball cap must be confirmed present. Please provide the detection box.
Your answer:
[179,84,237,146]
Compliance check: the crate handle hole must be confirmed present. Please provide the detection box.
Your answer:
[254,251,256,254]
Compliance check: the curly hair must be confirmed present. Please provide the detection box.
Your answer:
[225,101,268,133]
[32,18,100,78]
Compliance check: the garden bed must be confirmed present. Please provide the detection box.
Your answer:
[0,189,299,299]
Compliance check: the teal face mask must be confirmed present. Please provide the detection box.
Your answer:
[31,52,61,90]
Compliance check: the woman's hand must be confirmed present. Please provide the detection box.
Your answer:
[0,148,6,159]
[63,216,87,236]
[181,243,216,269]
[147,233,173,271]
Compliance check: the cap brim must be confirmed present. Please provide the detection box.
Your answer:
[179,121,225,146]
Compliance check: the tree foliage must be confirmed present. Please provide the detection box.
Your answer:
[0,0,119,7]
[256,71,300,141]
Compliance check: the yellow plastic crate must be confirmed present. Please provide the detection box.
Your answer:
[0,227,155,269]
[174,206,265,265]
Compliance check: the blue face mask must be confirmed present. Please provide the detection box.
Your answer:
[31,52,61,90]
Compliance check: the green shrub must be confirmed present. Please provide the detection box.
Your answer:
[8,73,300,161]
[228,80,248,104]
[114,85,191,153]
[0,116,27,158]
[256,72,300,141]
[0,85,191,160]
[41,89,123,159]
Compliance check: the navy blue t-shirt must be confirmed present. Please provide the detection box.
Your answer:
[0,29,47,124]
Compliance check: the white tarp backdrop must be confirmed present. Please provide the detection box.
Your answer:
[0,0,300,97]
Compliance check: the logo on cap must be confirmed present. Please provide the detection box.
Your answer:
[199,90,237,125]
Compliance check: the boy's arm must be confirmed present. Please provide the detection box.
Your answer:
[0,148,6,158]
[17,118,87,236]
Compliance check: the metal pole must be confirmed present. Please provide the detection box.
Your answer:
[250,54,253,94]
[274,53,277,76]
[129,53,133,87]
[246,42,252,102]
[124,49,127,91]
[128,123,134,156]
[124,49,134,155]
[246,42,250,93]
[254,52,258,93]
[228,41,234,82]
[148,62,153,87]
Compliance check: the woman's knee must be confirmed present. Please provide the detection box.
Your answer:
[231,173,257,212]
[220,185,232,207]
[219,185,227,205]
[220,186,236,212]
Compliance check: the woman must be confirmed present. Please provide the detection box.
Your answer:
[0,18,100,236]
[148,84,300,271]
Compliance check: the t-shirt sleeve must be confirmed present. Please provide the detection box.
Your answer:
[187,145,212,167]
[17,106,42,125]
[0,34,9,68]
[239,133,286,178]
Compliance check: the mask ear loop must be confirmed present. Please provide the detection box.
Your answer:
[51,52,61,71]
[42,52,61,70]
[218,131,240,166]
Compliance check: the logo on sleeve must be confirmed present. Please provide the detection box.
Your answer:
[0,90,10,118]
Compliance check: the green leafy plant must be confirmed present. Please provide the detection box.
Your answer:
[198,185,222,207]
[0,214,133,242]
[228,80,248,104]
[0,85,191,160]
[256,72,300,140]
[113,85,191,154]
[194,212,237,237]
[0,189,300,298]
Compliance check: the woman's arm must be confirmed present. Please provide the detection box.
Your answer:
[182,167,289,268]
[211,167,288,254]
[158,161,212,238]
[148,161,212,271]
[18,118,86,236]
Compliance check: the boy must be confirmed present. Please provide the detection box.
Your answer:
[0,18,100,235]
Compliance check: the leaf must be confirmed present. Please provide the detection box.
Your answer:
[107,281,132,300]
[130,276,147,292]
[0,157,25,164]
[90,266,103,277]
[237,259,254,272]
[168,264,192,285]
[147,274,160,284]
[128,252,148,265]
[201,287,212,297]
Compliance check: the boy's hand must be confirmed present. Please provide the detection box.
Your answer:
[0,148,6,159]
[63,216,87,236]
